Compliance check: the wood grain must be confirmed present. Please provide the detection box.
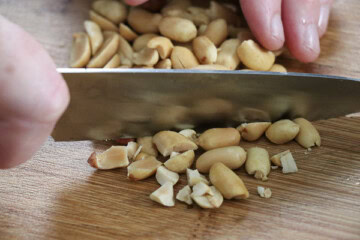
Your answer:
[0,1,360,240]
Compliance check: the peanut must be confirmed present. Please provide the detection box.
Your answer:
[150,182,175,207]
[135,152,150,161]
[237,122,271,142]
[84,20,103,55]
[159,17,197,43]
[133,47,159,67]
[119,23,138,42]
[127,156,162,180]
[237,40,275,71]
[270,150,290,167]
[204,19,228,46]
[87,33,119,68]
[192,182,213,197]
[293,118,321,148]
[92,0,127,24]
[147,36,174,59]
[156,166,179,185]
[128,8,162,33]
[186,168,209,186]
[198,128,241,151]
[137,136,158,157]
[155,59,172,69]
[179,129,197,142]
[209,162,249,200]
[265,119,300,144]
[133,34,158,52]
[88,146,129,170]
[118,35,133,67]
[126,142,139,160]
[193,36,217,64]
[245,147,271,181]
[70,32,91,68]
[198,24,208,35]
[171,46,199,69]
[164,150,195,173]
[104,54,121,68]
[89,10,118,32]
[153,131,198,157]
[196,146,247,173]
[270,64,287,73]
[176,185,193,205]
[216,38,241,70]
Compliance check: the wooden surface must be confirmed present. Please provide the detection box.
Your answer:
[0,0,360,239]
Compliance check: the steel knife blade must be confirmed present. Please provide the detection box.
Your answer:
[52,68,360,141]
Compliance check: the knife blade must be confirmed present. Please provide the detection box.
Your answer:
[52,68,360,141]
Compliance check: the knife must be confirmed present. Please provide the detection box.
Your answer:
[52,68,360,141]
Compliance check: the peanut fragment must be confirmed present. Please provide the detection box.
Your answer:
[126,141,139,160]
[159,17,197,43]
[207,186,224,208]
[84,20,104,55]
[156,166,179,186]
[88,146,129,170]
[70,32,91,68]
[265,119,300,144]
[150,182,175,207]
[92,0,127,24]
[237,40,275,71]
[293,118,321,148]
[127,156,162,180]
[87,33,120,68]
[179,129,197,142]
[89,10,118,32]
[176,185,193,205]
[191,195,213,209]
[164,150,195,173]
[135,152,150,161]
[119,23,138,42]
[147,36,174,59]
[198,128,241,151]
[133,34,158,52]
[171,46,199,69]
[209,162,249,200]
[191,186,223,209]
[193,36,217,64]
[270,150,290,167]
[137,136,158,157]
[104,54,121,68]
[196,146,246,173]
[204,19,228,46]
[237,122,271,142]
[153,131,198,157]
[270,64,287,73]
[192,182,213,197]
[216,38,241,70]
[133,47,159,67]
[128,8,162,34]
[155,59,172,69]
[280,151,298,174]
[245,147,271,181]
[257,186,272,198]
[186,168,209,186]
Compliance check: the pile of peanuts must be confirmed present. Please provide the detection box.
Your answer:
[70,0,286,72]
[88,118,321,208]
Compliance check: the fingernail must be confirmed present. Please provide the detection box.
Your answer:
[318,4,330,36]
[271,13,285,43]
[303,23,320,55]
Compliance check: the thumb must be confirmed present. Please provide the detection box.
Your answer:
[0,16,69,169]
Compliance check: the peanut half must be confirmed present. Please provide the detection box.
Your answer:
[137,136,158,157]
[176,185,193,205]
[147,36,174,59]
[128,8,162,34]
[70,32,91,68]
[293,118,321,148]
[237,122,271,142]
[196,146,247,173]
[118,35,134,67]
[171,46,199,69]
[150,182,175,207]
[104,54,121,68]
[204,19,228,47]
[159,17,197,43]
[216,38,241,70]
[265,119,300,144]
[89,10,118,32]
[237,39,275,71]
[155,59,172,69]
[193,36,217,64]
[191,185,223,209]
[245,147,271,181]
[92,0,127,24]
[84,20,104,55]
[126,141,139,160]
[209,162,249,200]
[270,64,287,73]
[87,33,119,68]
[88,146,129,170]
[198,128,241,151]
[153,131,198,157]
[133,47,159,67]
[119,23,138,42]
[156,166,179,185]
[127,156,162,180]
[164,150,195,173]
[133,34,158,52]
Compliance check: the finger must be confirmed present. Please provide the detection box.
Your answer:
[282,0,321,63]
[318,0,332,38]
[240,0,284,51]
[0,16,69,169]
[124,0,149,6]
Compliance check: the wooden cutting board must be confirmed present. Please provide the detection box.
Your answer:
[0,1,360,239]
